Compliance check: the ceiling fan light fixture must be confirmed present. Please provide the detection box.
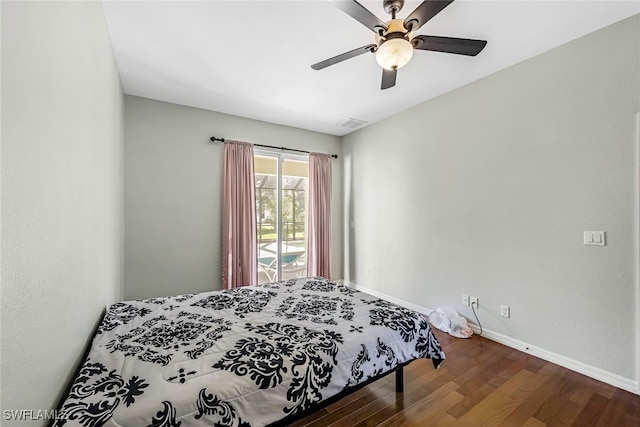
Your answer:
[375,37,413,70]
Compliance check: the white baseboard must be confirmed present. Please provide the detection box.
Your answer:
[468,325,638,394]
[350,283,639,395]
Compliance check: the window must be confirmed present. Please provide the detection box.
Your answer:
[255,151,308,283]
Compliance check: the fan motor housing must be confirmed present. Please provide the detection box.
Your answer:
[375,18,412,44]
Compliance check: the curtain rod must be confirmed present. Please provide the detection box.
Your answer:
[209,136,338,159]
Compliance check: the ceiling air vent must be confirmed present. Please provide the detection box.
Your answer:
[338,118,368,129]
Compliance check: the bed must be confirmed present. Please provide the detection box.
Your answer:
[54,276,445,426]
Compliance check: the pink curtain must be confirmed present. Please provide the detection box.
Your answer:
[222,141,257,289]
[306,153,332,278]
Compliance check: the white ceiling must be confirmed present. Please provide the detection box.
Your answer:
[102,0,640,136]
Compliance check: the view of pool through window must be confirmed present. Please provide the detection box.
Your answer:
[255,153,308,283]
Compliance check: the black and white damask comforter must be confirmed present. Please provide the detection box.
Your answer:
[55,277,445,427]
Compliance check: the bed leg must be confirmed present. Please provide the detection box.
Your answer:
[395,367,404,393]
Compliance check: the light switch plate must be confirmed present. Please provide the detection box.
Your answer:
[584,231,606,246]
[501,305,510,318]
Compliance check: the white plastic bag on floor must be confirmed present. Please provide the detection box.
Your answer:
[428,307,473,338]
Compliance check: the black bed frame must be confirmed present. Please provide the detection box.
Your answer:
[267,361,409,427]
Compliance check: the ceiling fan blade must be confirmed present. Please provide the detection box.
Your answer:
[311,44,376,70]
[381,68,397,90]
[327,0,387,34]
[412,35,487,56]
[404,1,454,32]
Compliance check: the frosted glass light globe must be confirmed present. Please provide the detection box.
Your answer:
[375,38,414,70]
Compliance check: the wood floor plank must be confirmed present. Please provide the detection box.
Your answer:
[610,388,640,419]
[304,360,449,426]
[428,413,457,427]
[522,417,547,427]
[530,370,577,424]
[324,375,393,413]
[330,383,416,427]
[595,390,633,427]
[351,379,447,426]
[446,383,496,419]
[570,393,610,426]
[453,347,517,395]
[400,389,465,427]
[551,395,583,426]
[453,368,553,425]
[573,374,617,400]
[291,331,640,427]
[498,366,567,426]
[623,413,640,426]
[359,367,461,425]
[569,385,594,407]
[376,382,461,427]
[486,353,541,391]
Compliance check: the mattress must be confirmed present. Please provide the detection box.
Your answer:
[55,277,445,426]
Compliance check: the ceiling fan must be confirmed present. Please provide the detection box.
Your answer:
[311,0,487,90]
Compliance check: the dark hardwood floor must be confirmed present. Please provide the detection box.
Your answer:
[290,329,640,426]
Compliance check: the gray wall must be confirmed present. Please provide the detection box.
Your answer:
[124,96,342,300]
[1,1,124,424]
[1,5,636,420]
[342,15,639,381]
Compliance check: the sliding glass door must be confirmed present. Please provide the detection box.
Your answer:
[254,151,308,283]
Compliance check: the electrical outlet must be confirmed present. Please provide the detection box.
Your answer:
[462,294,469,306]
[501,305,510,318]
[470,296,478,308]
